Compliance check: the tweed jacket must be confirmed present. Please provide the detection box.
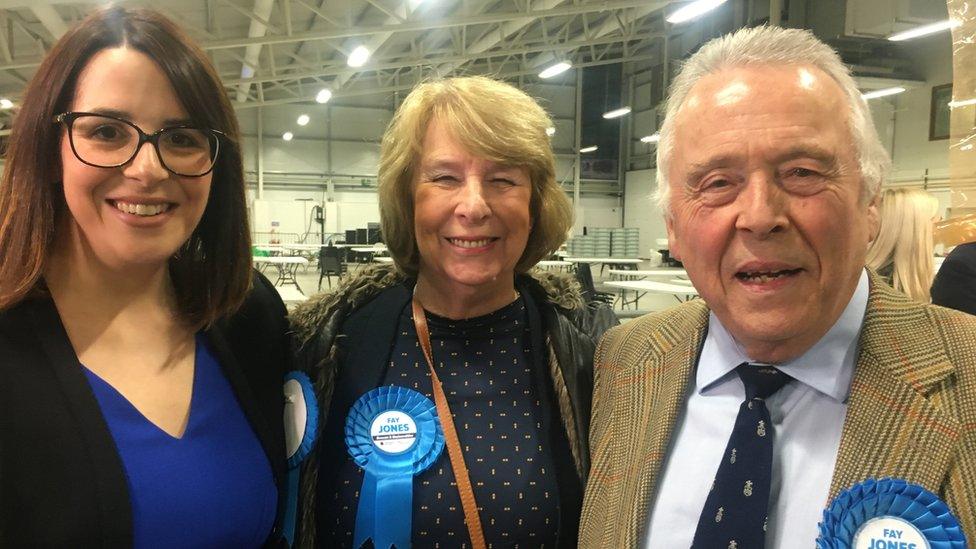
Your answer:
[578,273,976,547]
[290,264,617,547]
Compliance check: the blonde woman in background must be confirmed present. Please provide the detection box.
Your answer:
[866,188,940,302]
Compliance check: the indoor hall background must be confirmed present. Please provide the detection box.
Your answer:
[0,0,970,308]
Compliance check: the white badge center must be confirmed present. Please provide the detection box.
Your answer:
[370,410,418,454]
[855,516,930,549]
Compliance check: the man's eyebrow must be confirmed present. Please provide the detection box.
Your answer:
[685,154,739,184]
[772,145,838,167]
[683,146,840,183]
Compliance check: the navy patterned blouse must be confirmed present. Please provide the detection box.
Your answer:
[320,295,561,548]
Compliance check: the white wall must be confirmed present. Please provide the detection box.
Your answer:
[247,187,380,238]
[243,136,380,177]
[885,35,953,184]
[579,195,623,229]
[623,169,668,258]
[248,183,620,244]
[330,193,381,232]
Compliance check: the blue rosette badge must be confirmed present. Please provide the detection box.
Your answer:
[346,386,444,549]
[817,478,967,549]
[282,371,319,546]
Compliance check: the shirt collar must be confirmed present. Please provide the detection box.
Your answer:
[697,269,870,403]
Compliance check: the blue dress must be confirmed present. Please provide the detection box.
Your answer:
[83,333,277,548]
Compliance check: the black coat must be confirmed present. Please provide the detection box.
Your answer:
[932,242,976,316]
[289,266,619,547]
[0,272,290,547]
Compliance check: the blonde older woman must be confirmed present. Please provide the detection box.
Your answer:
[291,76,616,548]
[866,188,940,301]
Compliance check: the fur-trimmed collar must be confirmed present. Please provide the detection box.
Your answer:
[290,264,585,345]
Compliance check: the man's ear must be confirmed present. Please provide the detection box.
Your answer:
[866,190,881,244]
[666,214,681,261]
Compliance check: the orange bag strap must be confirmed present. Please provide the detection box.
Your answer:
[411,297,487,549]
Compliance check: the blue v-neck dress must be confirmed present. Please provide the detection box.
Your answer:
[83,334,277,548]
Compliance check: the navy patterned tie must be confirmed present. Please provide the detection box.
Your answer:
[691,363,791,549]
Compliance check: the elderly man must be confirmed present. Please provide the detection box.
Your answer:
[579,26,975,548]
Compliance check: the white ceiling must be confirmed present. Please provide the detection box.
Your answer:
[0,0,951,137]
[0,0,671,112]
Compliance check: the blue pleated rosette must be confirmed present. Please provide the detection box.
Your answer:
[282,371,320,546]
[817,478,967,549]
[345,385,444,472]
[284,371,319,468]
[345,386,444,549]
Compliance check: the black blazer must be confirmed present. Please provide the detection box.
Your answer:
[932,242,976,316]
[0,272,290,547]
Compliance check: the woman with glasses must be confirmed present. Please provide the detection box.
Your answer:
[0,6,288,546]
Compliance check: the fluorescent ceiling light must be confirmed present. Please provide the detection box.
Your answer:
[579,145,598,153]
[667,0,728,24]
[546,127,556,136]
[539,61,572,79]
[861,87,905,100]
[949,98,976,109]
[888,19,960,41]
[282,132,294,141]
[348,46,370,67]
[315,89,333,104]
[641,133,661,144]
[0,98,12,109]
[297,114,310,126]
[603,107,631,119]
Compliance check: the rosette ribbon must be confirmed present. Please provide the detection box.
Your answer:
[817,478,967,549]
[346,386,444,549]
[282,371,319,546]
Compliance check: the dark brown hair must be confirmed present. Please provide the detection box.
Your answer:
[0,6,251,327]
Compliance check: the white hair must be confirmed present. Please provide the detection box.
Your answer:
[653,26,891,215]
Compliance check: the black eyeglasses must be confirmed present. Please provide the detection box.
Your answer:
[54,112,225,177]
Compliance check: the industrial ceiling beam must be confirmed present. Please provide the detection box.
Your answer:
[432,0,568,76]
[528,1,663,68]
[234,0,276,101]
[233,51,658,108]
[220,30,662,86]
[0,0,663,72]
[202,0,666,50]
[326,0,420,92]
[30,6,67,40]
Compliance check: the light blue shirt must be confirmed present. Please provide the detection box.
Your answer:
[643,269,870,548]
